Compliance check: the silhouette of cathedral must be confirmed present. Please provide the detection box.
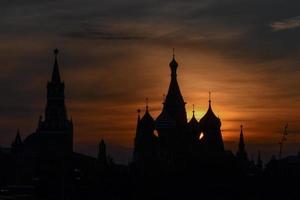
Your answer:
[0,49,299,200]
[132,53,228,173]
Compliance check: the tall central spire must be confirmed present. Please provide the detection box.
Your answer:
[164,50,187,128]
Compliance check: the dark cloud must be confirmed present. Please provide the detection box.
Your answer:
[63,30,146,40]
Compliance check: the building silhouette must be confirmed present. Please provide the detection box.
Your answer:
[132,53,227,172]
[0,49,118,200]
[0,49,299,200]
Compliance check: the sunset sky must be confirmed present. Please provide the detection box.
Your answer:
[0,0,299,163]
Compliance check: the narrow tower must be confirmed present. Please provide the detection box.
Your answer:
[133,100,157,166]
[236,125,248,162]
[36,49,73,156]
[11,130,23,153]
[43,49,68,129]
[163,50,187,129]
[98,139,108,165]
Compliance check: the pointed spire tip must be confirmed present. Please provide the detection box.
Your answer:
[192,104,195,117]
[51,48,61,83]
[172,48,175,59]
[145,98,149,112]
[54,48,59,56]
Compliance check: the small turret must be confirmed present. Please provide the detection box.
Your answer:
[139,98,155,131]
[133,100,157,165]
[188,104,200,140]
[11,130,23,153]
[236,125,249,162]
[12,130,22,147]
[98,139,107,165]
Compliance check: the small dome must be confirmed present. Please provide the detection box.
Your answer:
[199,103,221,129]
[155,109,176,130]
[139,108,154,128]
[188,115,199,129]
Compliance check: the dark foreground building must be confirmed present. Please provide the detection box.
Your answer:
[0,50,127,200]
[0,50,299,200]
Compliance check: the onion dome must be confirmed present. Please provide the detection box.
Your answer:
[139,105,154,128]
[169,55,178,76]
[199,95,221,130]
[155,108,176,131]
[188,105,199,129]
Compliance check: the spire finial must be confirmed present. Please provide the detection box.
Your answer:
[54,48,59,56]
[209,91,211,105]
[54,48,59,63]
[240,124,243,131]
[169,48,178,75]
[51,48,61,83]
[136,108,141,123]
[192,104,195,117]
[172,48,175,59]
[145,98,149,112]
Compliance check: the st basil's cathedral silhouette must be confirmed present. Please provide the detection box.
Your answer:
[133,52,227,173]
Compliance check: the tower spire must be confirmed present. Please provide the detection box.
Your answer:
[137,109,141,122]
[146,98,149,112]
[209,91,211,106]
[192,104,195,117]
[173,48,175,59]
[169,48,178,77]
[239,124,245,150]
[164,49,187,128]
[44,48,68,128]
[236,124,248,161]
[51,48,61,83]
[11,129,23,148]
